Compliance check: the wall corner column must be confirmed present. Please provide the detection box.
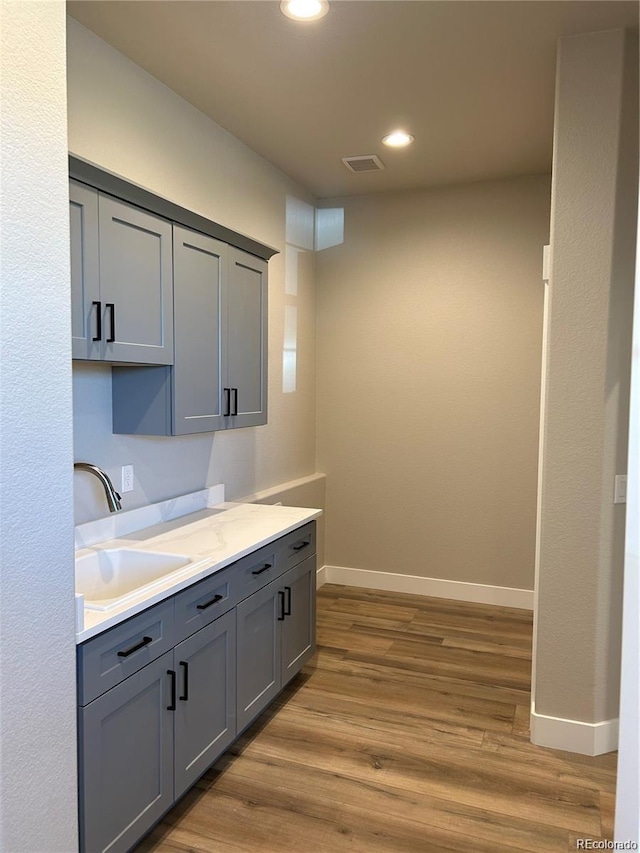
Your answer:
[532,28,638,755]
[0,2,78,849]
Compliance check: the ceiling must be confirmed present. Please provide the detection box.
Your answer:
[67,0,639,199]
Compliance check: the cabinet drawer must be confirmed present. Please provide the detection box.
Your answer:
[78,599,175,706]
[281,522,316,570]
[232,542,282,600]
[174,564,236,644]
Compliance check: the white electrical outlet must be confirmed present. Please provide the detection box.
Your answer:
[614,474,627,504]
[121,465,134,494]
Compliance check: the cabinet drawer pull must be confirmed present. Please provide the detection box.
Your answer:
[92,301,102,342]
[196,594,223,611]
[167,669,176,711]
[179,661,189,701]
[277,590,286,621]
[116,636,152,658]
[292,541,310,552]
[284,586,292,617]
[106,302,116,343]
[231,388,239,416]
[251,563,272,576]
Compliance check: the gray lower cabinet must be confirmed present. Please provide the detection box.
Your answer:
[77,523,315,853]
[70,180,174,366]
[110,230,268,435]
[173,609,236,799]
[236,554,316,733]
[236,580,282,732]
[78,613,236,853]
[281,556,316,686]
[78,651,174,853]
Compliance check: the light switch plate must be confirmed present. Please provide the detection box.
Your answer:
[614,474,627,504]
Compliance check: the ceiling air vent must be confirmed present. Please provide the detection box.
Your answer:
[341,154,385,173]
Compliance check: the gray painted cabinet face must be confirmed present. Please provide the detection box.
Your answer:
[236,552,316,733]
[172,226,227,434]
[69,181,174,365]
[70,181,100,360]
[78,613,237,851]
[78,651,174,853]
[98,195,174,365]
[78,523,316,852]
[281,556,316,686]
[173,609,236,798]
[226,248,268,429]
[77,598,175,706]
[236,580,281,733]
[111,231,268,435]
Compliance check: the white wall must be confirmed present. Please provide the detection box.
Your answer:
[534,29,637,734]
[316,176,550,593]
[67,19,318,523]
[0,2,78,850]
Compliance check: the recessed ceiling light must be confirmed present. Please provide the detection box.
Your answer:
[280,0,329,21]
[382,130,415,148]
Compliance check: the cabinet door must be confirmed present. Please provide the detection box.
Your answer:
[78,652,174,853]
[70,181,100,360]
[173,610,237,799]
[226,248,268,429]
[98,195,174,365]
[236,579,281,733]
[281,555,316,686]
[172,227,227,434]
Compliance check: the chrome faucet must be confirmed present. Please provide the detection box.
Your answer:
[74,462,123,512]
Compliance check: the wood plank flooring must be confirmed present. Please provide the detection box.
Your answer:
[134,584,617,853]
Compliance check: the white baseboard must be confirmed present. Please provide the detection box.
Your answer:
[530,702,619,755]
[316,564,329,588]
[320,565,534,610]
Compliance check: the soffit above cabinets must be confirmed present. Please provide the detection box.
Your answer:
[67,0,639,198]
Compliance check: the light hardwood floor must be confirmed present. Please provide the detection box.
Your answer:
[135,583,617,853]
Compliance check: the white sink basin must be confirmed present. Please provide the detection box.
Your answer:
[76,548,193,611]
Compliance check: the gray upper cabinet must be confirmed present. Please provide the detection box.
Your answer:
[70,180,174,365]
[225,248,268,429]
[70,158,275,433]
[70,181,100,360]
[111,229,268,435]
[172,227,227,434]
[99,195,174,365]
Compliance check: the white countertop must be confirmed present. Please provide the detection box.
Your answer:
[75,487,321,644]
